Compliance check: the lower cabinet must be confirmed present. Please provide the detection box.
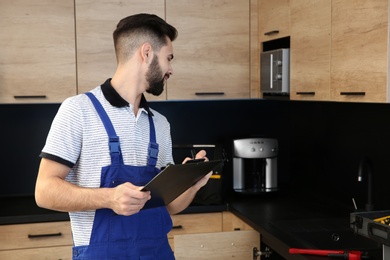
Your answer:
[0,246,72,260]
[0,212,258,259]
[169,211,260,259]
[0,221,73,260]
[168,212,223,249]
[222,211,255,232]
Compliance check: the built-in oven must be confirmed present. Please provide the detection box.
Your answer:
[260,48,290,95]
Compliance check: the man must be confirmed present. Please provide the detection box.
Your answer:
[35,13,210,259]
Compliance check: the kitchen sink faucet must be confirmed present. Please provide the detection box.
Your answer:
[357,157,374,211]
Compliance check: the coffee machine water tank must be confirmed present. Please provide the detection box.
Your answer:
[233,138,278,193]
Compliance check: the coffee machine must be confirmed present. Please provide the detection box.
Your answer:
[233,138,278,193]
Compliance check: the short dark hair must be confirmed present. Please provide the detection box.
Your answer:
[113,13,178,62]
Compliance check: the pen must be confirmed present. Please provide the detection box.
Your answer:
[191,149,196,159]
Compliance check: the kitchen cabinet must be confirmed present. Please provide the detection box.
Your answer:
[1,0,252,103]
[174,230,260,259]
[0,0,76,103]
[0,211,253,260]
[75,0,165,101]
[76,0,250,101]
[169,212,260,259]
[222,211,255,231]
[289,0,331,101]
[258,0,290,43]
[168,212,223,251]
[0,221,73,259]
[250,0,261,98]
[165,0,250,100]
[290,0,389,103]
[330,0,389,102]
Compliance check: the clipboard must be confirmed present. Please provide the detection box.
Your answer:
[141,160,224,209]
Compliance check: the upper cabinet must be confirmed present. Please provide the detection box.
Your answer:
[76,0,250,101]
[290,0,331,101]
[3,0,388,103]
[75,0,165,101]
[0,0,76,103]
[258,0,290,43]
[330,0,389,102]
[165,0,250,100]
[289,0,389,103]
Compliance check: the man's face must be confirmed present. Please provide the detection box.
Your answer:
[146,40,174,96]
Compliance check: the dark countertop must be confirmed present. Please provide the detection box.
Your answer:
[227,192,383,260]
[0,195,228,225]
[1,194,383,259]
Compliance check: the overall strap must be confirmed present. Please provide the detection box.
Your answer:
[147,114,158,168]
[86,92,159,168]
[85,92,121,164]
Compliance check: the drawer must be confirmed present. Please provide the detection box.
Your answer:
[0,245,72,260]
[0,221,72,250]
[168,212,222,239]
[222,211,254,231]
[174,230,260,259]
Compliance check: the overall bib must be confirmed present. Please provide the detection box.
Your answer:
[72,92,174,260]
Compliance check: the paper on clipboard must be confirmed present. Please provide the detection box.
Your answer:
[141,160,224,209]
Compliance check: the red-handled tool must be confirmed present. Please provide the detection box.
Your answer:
[289,248,366,260]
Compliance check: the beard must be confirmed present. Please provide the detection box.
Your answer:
[146,55,166,96]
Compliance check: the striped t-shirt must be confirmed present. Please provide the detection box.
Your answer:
[40,85,173,246]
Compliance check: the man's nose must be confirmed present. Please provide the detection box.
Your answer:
[168,65,173,76]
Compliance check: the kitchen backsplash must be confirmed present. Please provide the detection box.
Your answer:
[150,99,390,211]
[2,98,390,211]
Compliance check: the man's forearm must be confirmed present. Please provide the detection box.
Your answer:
[35,176,112,212]
[167,186,198,215]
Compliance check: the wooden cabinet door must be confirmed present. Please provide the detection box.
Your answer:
[165,0,250,100]
[330,0,389,102]
[0,246,72,260]
[258,0,290,43]
[290,0,331,101]
[75,0,165,101]
[0,0,76,103]
[0,221,72,251]
[0,221,72,259]
[168,212,222,251]
[174,230,260,260]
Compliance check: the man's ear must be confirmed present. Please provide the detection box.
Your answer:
[141,42,153,63]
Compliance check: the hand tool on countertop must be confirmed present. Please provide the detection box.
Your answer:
[289,248,369,260]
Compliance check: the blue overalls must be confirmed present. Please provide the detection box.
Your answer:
[72,92,174,260]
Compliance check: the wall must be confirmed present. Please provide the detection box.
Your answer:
[287,100,390,211]
[150,99,390,211]
[2,99,390,212]
[0,103,59,197]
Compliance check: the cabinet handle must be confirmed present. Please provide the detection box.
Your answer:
[28,232,62,239]
[14,95,47,99]
[340,92,365,96]
[195,92,225,96]
[172,225,183,230]
[296,92,315,95]
[264,30,279,36]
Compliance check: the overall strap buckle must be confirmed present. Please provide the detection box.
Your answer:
[109,136,120,154]
[148,142,159,166]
